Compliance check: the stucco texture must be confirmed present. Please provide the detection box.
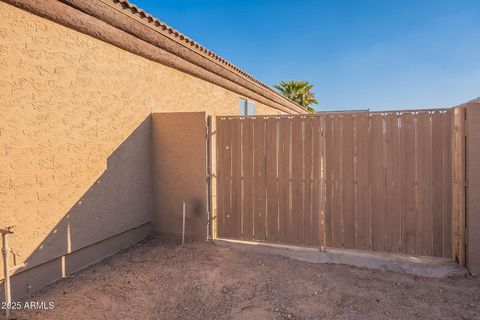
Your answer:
[152,113,208,241]
[0,1,286,283]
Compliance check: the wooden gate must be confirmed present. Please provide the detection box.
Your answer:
[324,110,453,258]
[216,116,325,247]
[216,109,455,258]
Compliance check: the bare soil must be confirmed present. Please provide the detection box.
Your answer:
[12,238,480,320]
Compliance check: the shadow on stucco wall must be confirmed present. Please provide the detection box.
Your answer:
[151,112,207,242]
[1,116,153,301]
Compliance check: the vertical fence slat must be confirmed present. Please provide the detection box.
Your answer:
[304,118,314,246]
[370,114,386,251]
[291,117,304,245]
[465,104,480,273]
[253,118,267,240]
[278,118,291,244]
[432,112,444,257]
[242,118,254,240]
[443,111,453,258]
[312,117,321,247]
[216,118,225,238]
[416,112,433,256]
[266,118,279,242]
[223,119,233,238]
[324,117,333,247]
[453,108,466,264]
[355,114,371,250]
[341,115,355,249]
[320,118,327,249]
[231,119,242,239]
[400,113,416,254]
[331,116,343,248]
[385,113,401,253]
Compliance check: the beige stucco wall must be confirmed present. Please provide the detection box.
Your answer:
[0,0,293,295]
[152,113,208,241]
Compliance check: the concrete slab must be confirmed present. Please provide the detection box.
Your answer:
[215,238,467,278]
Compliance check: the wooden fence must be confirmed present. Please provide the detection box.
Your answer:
[216,109,455,258]
[324,111,453,258]
[216,116,325,247]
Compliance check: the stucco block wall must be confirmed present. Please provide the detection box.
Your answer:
[0,1,292,299]
[152,113,208,241]
[0,1,155,282]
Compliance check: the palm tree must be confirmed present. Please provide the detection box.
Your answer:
[274,80,318,113]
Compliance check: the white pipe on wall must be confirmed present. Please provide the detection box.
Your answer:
[1,227,14,320]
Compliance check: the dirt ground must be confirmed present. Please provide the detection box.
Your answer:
[11,237,480,320]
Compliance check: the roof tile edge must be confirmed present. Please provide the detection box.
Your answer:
[109,0,305,112]
[3,0,306,114]
[114,1,270,87]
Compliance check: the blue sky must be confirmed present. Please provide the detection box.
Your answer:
[130,0,479,111]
